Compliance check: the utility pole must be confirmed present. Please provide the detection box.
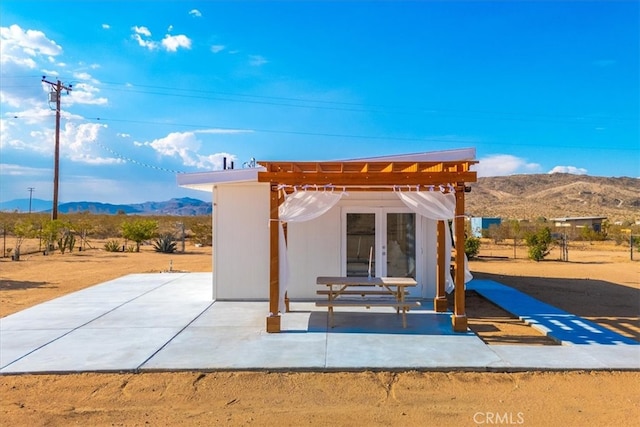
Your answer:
[27,187,35,214]
[41,76,72,220]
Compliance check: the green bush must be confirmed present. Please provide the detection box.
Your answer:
[525,227,553,261]
[57,232,76,254]
[465,236,481,259]
[190,221,212,246]
[153,233,177,253]
[121,219,158,252]
[104,240,121,252]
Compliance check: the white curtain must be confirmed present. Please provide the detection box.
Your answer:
[276,190,343,312]
[396,191,473,293]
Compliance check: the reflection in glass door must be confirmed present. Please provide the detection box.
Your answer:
[344,210,416,279]
[345,213,375,277]
[386,213,416,278]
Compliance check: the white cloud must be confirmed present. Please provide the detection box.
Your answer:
[64,122,105,153]
[195,152,236,170]
[131,26,159,50]
[474,154,541,177]
[132,33,158,50]
[167,25,174,33]
[145,130,238,169]
[68,82,108,106]
[102,24,110,30]
[147,131,200,165]
[132,26,152,37]
[189,9,202,17]
[1,90,34,109]
[132,26,191,52]
[21,122,117,165]
[548,166,588,175]
[249,55,267,66]
[211,44,225,53]
[1,103,54,127]
[1,117,117,166]
[0,163,50,176]
[162,34,191,52]
[41,68,60,77]
[0,24,62,68]
[72,72,96,82]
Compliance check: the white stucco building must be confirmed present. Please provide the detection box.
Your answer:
[177,148,477,332]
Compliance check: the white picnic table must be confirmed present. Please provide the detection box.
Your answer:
[316,276,418,328]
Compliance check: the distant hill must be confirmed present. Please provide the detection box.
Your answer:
[0,197,212,216]
[0,198,53,213]
[2,175,638,221]
[128,197,212,216]
[466,174,640,222]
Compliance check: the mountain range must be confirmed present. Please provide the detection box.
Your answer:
[1,174,638,221]
[466,174,639,222]
[0,197,212,216]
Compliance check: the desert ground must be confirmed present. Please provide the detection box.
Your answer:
[1,240,639,426]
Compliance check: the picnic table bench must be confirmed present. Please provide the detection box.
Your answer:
[316,276,419,328]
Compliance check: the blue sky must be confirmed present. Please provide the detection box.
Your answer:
[1,1,638,204]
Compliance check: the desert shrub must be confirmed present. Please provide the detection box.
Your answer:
[153,233,177,253]
[104,240,121,252]
[12,218,37,260]
[525,226,553,261]
[582,227,606,242]
[465,236,481,259]
[39,219,70,252]
[190,221,212,246]
[121,219,158,252]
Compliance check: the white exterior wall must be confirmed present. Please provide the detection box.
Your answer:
[213,186,439,300]
[213,182,270,300]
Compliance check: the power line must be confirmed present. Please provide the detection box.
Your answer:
[97,81,636,124]
[86,116,640,152]
[91,116,442,142]
[3,74,636,123]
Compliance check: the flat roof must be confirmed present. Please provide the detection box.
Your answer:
[177,148,477,192]
[551,216,608,221]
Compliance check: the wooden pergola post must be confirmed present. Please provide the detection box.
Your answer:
[452,183,468,332]
[266,185,281,333]
[434,220,448,312]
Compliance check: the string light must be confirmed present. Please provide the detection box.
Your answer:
[94,140,185,174]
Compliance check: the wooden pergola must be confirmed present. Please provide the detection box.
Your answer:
[257,160,478,333]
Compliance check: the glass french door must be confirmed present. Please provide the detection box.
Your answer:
[343,208,416,279]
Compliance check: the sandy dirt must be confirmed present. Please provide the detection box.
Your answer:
[1,240,639,426]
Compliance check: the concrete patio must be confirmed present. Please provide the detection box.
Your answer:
[1,272,638,374]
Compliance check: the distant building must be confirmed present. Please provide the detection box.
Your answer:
[551,216,607,232]
[470,217,502,238]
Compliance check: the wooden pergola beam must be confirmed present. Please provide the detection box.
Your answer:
[258,171,476,186]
